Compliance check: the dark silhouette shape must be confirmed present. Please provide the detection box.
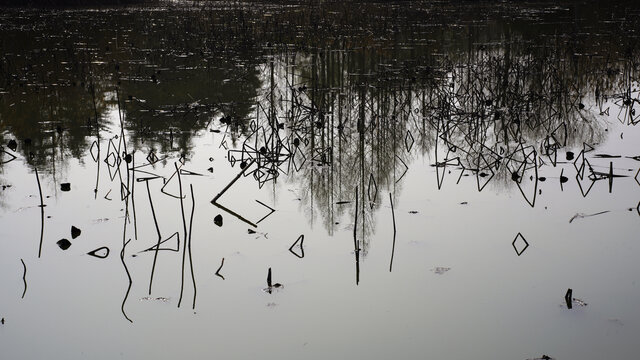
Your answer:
[255,200,275,224]
[288,235,304,259]
[57,239,71,250]
[389,193,397,272]
[512,233,529,256]
[87,247,110,259]
[20,259,27,299]
[71,226,81,239]
[265,267,282,294]
[0,147,17,165]
[7,139,17,152]
[211,159,258,228]
[565,288,573,309]
[141,232,180,253]
[35,168,46,258]
[120,239,133,323]
[215,258,225,280]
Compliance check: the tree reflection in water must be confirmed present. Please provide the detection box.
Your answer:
[0,1,639,320]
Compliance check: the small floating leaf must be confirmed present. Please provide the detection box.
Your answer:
[71,226,81,239]
[7,139,17,152]
[57,239,71,250]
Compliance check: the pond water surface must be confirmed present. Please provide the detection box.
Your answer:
[1,1,640,359]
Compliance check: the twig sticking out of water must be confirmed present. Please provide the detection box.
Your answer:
[565,288,573,309]
[131,151,138,240]
[353,186,360,285]
[215,258,225,280]
[255,200,275,224]
[288,235,304,258]
[120,239,133,323]
[146,180,162,295]
[389,193,397,272]
[120,141,133,323]
[20,259,27,299]
[609,161,613,193]
[187,184,197,310]
[178,163,188,309]
[211,159,258,227]
[265,267,282,294]
[35,167,45,258]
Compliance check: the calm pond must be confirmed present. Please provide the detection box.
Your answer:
[1,1,640,359]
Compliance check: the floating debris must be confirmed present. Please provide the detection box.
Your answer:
[526,355,555,360]
[569,211,610,223]
[264,267,283,294]
[60,183,71,192]
[566,151,574,161]
[214,214,223,227]
[564,288,588,309]
[571,298,588,307]
[71,226,82,239]
[87,247,110,259]
[56,239,72,250]
[7,139,17,152]
[140,297,170,303]
[431,267,451,275]
[608,318,624,326]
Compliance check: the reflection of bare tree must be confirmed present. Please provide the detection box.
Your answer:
[232,35,636,249]
[1,2,639,232]
[0,7,264,174]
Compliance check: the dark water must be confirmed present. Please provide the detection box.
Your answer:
[1,1,640,359]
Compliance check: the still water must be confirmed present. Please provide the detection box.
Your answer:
[1,1,640,359]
